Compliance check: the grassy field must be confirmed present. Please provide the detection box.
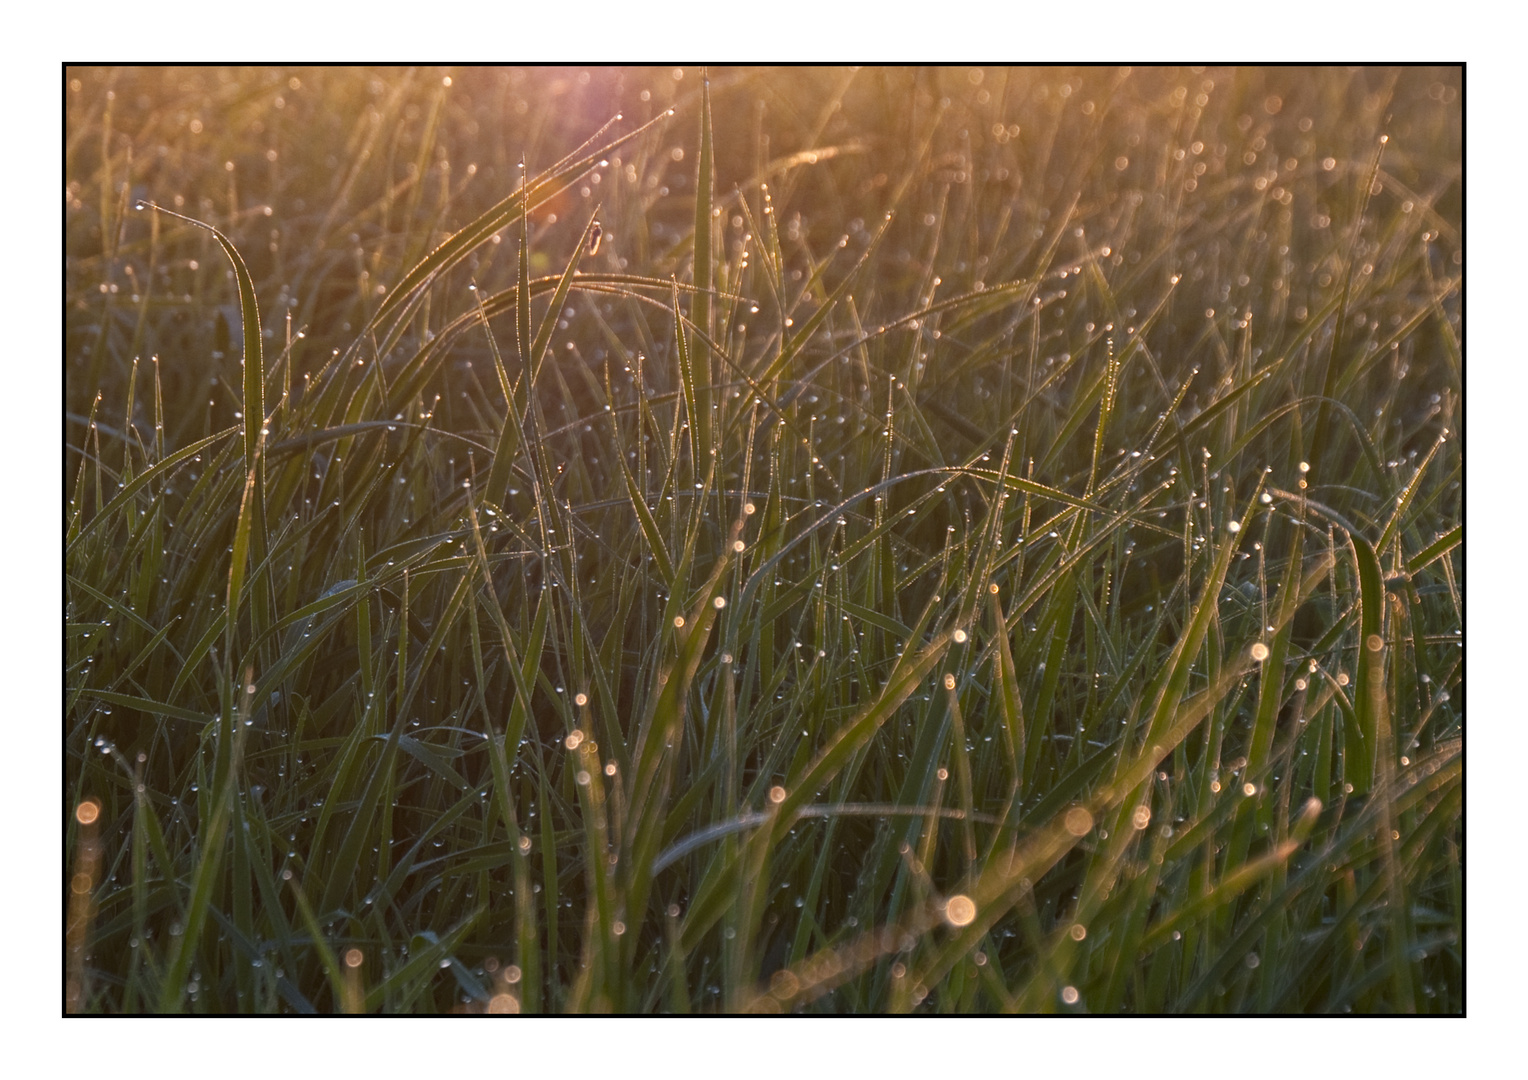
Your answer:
[65,64,1461,1015]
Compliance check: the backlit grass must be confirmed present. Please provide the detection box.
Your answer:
[65,65,1461,1014]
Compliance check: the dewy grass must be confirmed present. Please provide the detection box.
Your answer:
[66,65,1461,1014]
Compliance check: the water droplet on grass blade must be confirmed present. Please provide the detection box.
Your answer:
[944,895,977,927]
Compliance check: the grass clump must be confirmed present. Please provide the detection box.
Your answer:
[66,65,1461,1014]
